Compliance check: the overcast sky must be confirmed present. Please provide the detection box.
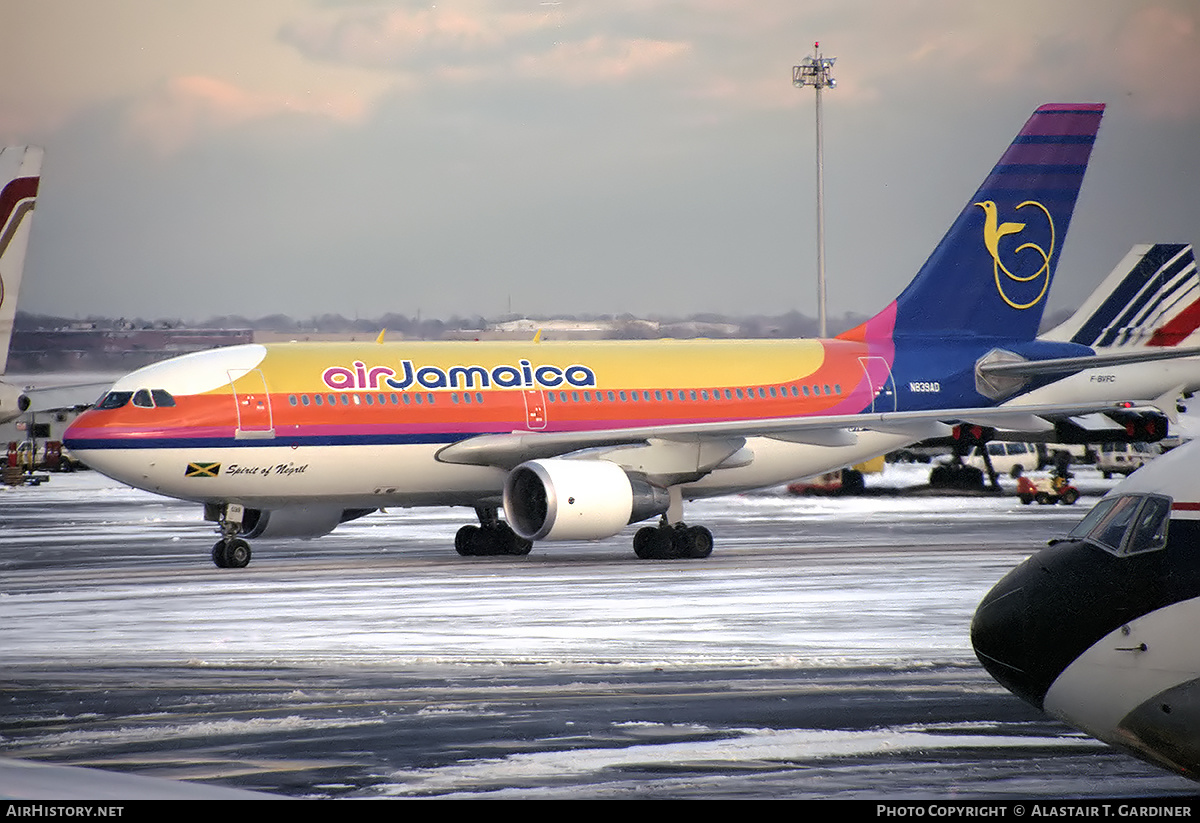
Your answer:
[3,1,1198,324]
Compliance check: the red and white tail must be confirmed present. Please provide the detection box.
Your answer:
[0,146,42,375]
[1043,244,1200,349]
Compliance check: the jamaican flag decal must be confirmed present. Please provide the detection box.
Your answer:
[185,462,221,478]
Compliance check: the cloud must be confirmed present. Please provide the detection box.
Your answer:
[279,3,560,71]
[280,2,690,92]
[1115,3,1200,119]
[122,75,369,155]
[854,1,1200,118]
[511,36,690,85]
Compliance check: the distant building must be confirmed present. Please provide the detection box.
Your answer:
[9,327,253,371]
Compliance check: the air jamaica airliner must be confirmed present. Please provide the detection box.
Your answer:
[67,103,1158,567]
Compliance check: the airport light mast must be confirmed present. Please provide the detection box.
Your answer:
[793,42,836,338]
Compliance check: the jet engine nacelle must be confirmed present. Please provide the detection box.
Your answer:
[503,458,671,542]
[240,506,374,539]
[0,382,29,423]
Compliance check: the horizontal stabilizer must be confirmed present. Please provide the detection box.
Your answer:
[977,345,1200,378]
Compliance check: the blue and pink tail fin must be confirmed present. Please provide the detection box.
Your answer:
[839,104,1104,344]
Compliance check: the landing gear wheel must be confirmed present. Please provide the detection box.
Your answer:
[455,525,479,556]
[649,528,675,558]
[634,524,714,559]
[210,504,252,569]
[682,525,713,558]
[506,531,533,555]
[211,538,252,568]
[634,526,658,559]
[212,539,230,568]
[224,538,251,568]
[455,522,532,556]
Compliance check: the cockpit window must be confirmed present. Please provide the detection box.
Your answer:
[1094,497,1141,551]
[100,388,177,410]
[96,391,133,410]
[1066,493,1171,556]
[1127,496,1171,555]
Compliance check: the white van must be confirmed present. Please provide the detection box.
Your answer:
[965,441,1038,478]
[1095,442,1159,478]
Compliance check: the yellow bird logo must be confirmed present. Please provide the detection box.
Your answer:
[974,200,1055,310]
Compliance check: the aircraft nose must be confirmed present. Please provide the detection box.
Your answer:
[63,411,97,461]
[62,409,122,476]
[62,412,87,449]
[971,540,1113,711]
[971,560,1051,709]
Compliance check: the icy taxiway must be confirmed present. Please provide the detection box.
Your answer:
[1,467,1196,798]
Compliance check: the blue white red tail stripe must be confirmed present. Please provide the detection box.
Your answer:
[1046,244,1199,349]
[1096,245,1196,347]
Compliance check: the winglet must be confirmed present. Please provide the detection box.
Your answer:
[533,329,543,343]
[375,329,386,344]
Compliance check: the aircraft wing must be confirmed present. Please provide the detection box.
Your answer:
[434,401,1138,470]
[10,381,107,413]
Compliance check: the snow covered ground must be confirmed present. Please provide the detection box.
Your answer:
[2,467,1196,798]
[0,464,1103,668]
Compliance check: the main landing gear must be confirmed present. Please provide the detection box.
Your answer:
[633,518,714,560]
[455,506,533,556]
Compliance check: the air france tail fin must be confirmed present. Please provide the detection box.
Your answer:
[0,146,42,375]
[1043,244,1199,349]
[840,104,1104,344]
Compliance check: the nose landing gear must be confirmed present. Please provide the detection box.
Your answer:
[212,537,252,568]
[209,502,252,568]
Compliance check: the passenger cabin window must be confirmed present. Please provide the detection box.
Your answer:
[1066,493,1171,556]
